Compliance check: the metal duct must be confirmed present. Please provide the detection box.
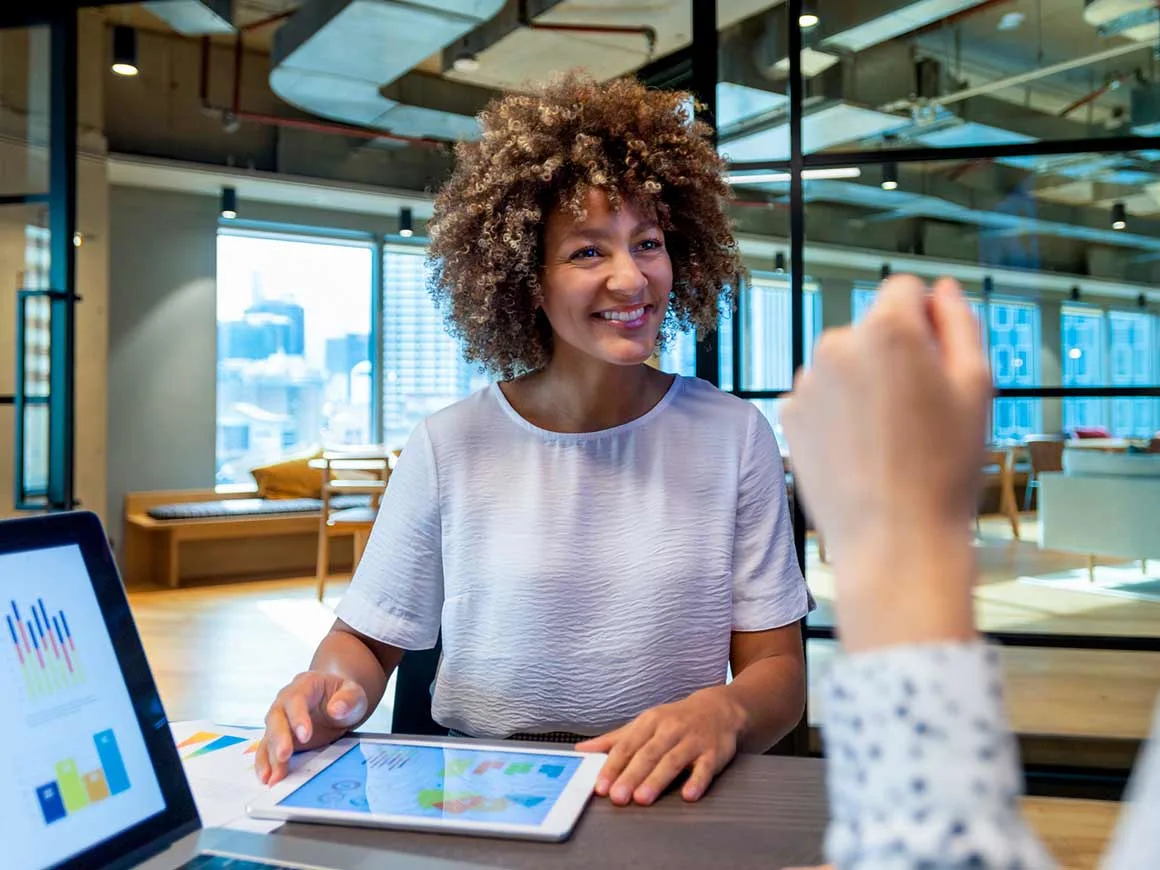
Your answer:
[142,0,235,35]
[270,0,505,139]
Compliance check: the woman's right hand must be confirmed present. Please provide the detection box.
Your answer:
[255,671,368,785]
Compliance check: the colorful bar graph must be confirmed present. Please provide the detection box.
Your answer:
[472,760,504,775]
[7,598,84,699]
[33,729,132,825]
[83,770,111,802]
[504,762,534,776]
[55,759,90,812]
[35,783,66,825]
[94,729,130,795]
[446,759,471,777]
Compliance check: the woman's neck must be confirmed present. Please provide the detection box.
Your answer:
[505,357,674,434]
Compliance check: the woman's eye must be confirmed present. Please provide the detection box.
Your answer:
[571,246,600,260]
[638,238,664,251]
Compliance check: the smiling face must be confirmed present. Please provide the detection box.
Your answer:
[538,189,674,369]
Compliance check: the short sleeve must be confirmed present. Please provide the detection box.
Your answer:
[333,420,444,650]
[731,406,813,631]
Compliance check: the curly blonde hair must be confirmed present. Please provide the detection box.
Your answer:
[426,72,743,379]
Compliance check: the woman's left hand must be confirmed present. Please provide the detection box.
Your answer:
[575,685,746,806]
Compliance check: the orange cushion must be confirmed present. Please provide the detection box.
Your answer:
[250,449,324,500]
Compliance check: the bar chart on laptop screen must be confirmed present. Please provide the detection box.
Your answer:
[1,545,167,870]
[6,597,86,700]
[33,728,132,825]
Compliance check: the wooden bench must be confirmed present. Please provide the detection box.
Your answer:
[122,487,354,588]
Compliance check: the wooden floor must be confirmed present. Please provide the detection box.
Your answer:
[808,515,1160,641]
[805,515,1160,744]
[126,569,1134,869]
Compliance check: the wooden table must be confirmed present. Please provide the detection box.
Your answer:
[275,749,829,869]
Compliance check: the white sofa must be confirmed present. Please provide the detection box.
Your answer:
[1038,450,1160,571]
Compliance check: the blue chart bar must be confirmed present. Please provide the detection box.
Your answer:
[94,730,130,796]
[36,782,67,824]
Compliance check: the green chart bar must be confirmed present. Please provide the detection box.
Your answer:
[55,759,89,812]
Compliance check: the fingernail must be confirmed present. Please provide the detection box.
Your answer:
[332,702,348,718]
[684,786,701,802]
[595,778,609,795]
[611,786,631,804]
[296,725,309,743]
[636,786,656,805]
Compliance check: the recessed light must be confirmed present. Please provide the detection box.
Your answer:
[998,12,1025,31]
[453,51,480,73]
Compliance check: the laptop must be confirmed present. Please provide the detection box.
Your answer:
[0,511,494,870]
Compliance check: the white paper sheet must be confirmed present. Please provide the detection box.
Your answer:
[169,719,323,834]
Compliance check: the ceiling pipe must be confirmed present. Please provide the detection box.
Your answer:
[1058,71,1137,118]
[883,38,1159,112]
[196,33,449,149]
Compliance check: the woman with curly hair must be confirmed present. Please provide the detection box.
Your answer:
[256,73,812,808]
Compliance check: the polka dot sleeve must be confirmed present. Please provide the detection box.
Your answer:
[819,641,1056,869]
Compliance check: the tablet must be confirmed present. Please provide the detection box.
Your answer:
[246,737,606,842]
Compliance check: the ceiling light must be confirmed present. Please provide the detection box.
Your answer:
[220,187,237,220]
[774,252,786,273]
[799,3,820,29]
[111,25,139,77]
[725,167,861,185]
[1112,202,1127,231]
[997,12,1025,32]
[881,162,898,191]
[399,207,414,238]
[452,51,480,73]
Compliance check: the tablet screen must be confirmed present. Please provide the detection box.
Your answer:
[276,742,586,826]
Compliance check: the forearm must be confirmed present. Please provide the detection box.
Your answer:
[724,653,805,753]
[310,626,401,729]
[822,641,1055,870]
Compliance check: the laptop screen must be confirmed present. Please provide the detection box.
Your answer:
[1,543,168,870]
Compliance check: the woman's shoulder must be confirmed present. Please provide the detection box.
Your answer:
[423,384,504,438]
[671,376,763,421]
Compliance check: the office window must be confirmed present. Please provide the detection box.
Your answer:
[736,274,821,450]
[1062,306,1107,433]
[657,326,697,377]
[851,284,877,323]
[215,231,375,485]
[740,273,821,390]
[1108,310,1157,437]
[382,244,490,448]
[852,282,986,326]
[854,285,1035,441]
[654,323,735,385]
[988,299,1042,443]
[19,225,51,495]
